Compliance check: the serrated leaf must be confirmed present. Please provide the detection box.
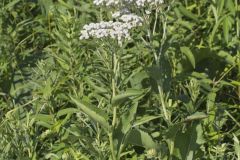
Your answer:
[180,47,195,68]
[70,97,109,130]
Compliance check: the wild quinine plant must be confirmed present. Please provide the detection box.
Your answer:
[1,0,239,159]
[75,0,170,159]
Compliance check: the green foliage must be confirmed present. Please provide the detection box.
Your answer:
[0,0,239,159]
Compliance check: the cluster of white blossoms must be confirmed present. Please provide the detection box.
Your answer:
[80,0,164,44]
[93,0,164,7]
[80,14,143,41]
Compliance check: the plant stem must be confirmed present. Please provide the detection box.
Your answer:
[109,132,117,160]
[109,48,118,160]
[158,85,169,121]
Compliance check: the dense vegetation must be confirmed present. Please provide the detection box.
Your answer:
[0,0,239,159]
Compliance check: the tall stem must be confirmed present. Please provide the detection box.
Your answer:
[109,48,118,160]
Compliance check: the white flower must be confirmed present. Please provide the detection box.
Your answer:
[93,0,164,7]
[80,21,136,43]
[80,0,164,44]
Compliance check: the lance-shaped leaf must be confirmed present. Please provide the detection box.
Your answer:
[70,96,109,130]
[84,77,108,94]
[178,5,198,22]
[112,88,149,106]
[56,108,79,117]
[133,115,161,127]
[125,129,157,150]
[180,47,195,69]
[183,112,208,122]
[113,103,138,157]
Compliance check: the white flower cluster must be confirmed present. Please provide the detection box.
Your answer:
[80,0,164,44]
[80,14,142,42]
[93,0,164,7]
[93,0,120,6]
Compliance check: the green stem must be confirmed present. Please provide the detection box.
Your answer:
[109,132,117,160]
[109,48,118,160]
[158,85,169,121]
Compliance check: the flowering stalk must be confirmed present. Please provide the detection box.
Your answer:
[79,0,166,158]
[110,49,118,160]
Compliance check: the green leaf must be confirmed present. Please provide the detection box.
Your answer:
[172,122,205,160]
[178,5,198,22]
[113,103,138,157]
[125,129,156,150]
[35,114,54,122]
[217,0,225,17]
[223,16,230,43]
[183,112,208,122]
[233,134,240,159]
[56,108,79,117]
[217,51,235,65]
[112,89,148,106]
[226,0,236,15]
[147,54,172,92]
[134,115,161,127]
[70,97,109,130]
[4,0,20,10]
[120,103,138,134]
[180,47,196,68]
[84,77,108,94]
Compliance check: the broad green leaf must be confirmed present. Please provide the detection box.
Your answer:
[125,129,156,150]
[172,122,205,160]
[180,47,195,68]
[71,97,109,130]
